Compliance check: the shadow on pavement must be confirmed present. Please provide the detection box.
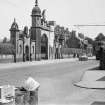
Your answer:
[97,76,105,81]
[88,67,100,71]
[91,101,105,105]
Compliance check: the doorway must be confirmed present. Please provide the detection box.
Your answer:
[41,34,48,59]
[25,45,30,61]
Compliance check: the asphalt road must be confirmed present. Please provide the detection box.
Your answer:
[0,59,102,105]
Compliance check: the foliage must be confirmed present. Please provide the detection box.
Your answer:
[95,33,105,41]
[78,33,84,39]
[66,31,80,48]
[54,25,70,45]
[85,37,94,45]
[0,43,15,55]
[61,48,84,55]
[2,37,7,43]
[54,25,60,38]
[93,33,105,55]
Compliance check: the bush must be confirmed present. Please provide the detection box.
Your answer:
[0,43,15,55]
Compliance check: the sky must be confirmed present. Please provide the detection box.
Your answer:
[0,0,105,40]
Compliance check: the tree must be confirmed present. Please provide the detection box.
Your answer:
[78,33,84,39]
[85,37,94,45]
[95,33,105,41]
[54,25,61,41]
[59,27,65,44]
[66,30,80,48]
[0,43,15,55]
[54,25,65,45]
[2,37,7,43]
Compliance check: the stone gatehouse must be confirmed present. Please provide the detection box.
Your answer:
[10,0,56,62]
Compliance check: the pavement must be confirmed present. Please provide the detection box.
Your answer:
[0,56,95,70]
[0,58,79,69]
[73,57,105,105]
[74,65,105,89]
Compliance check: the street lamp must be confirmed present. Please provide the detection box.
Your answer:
[59,34,64,59]
[22,34,25,62]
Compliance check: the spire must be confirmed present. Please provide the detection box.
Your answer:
[10,18,18,30]
[14,18,16,23]
[35,0,38,6]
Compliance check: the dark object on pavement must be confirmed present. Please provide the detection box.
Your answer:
[79,55,88,61]
[91,101,105,105]
[99,47,105,70]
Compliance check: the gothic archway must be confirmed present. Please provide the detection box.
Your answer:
[25,45,30,61]
[41,34,48,59]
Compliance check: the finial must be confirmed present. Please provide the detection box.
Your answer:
[35,0,38,6]
[14,18,16,23]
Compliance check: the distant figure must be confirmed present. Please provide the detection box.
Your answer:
[73,53,76,58]
[77,54,79,58]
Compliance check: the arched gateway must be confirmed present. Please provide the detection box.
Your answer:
[41,34,48,59]
[10,0,55,62]
[25,45,30,61]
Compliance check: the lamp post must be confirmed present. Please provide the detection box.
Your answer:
[59,38,64,59]
[59,27,65,59]
[23,33,25,62]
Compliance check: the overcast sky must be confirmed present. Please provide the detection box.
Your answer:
[0,0,105,39]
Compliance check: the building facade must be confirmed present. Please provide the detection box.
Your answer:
[10,0,56,62]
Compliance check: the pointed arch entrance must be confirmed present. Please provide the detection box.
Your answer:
[25,45,30,61]
[41,34,48,59]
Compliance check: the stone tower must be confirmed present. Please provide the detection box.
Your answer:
[10,18,19,47]
[31,0,41,60]
[10,18,19,62]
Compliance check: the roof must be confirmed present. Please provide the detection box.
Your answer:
[32,5,41,16]
[10,19,19,30]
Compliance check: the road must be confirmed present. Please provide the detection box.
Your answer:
[0,59,103,105]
